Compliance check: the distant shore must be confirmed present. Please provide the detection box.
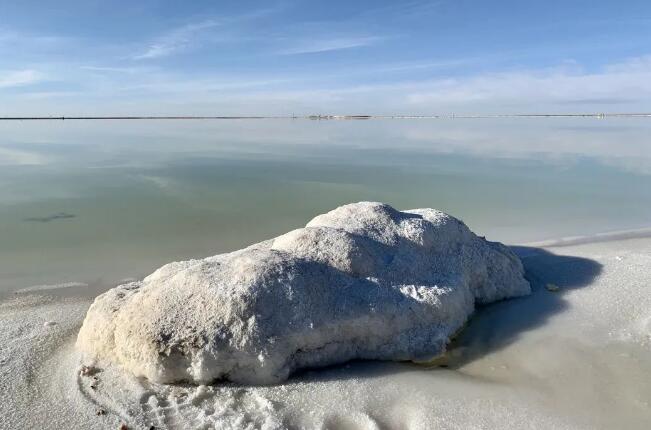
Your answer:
[2,112,651,121]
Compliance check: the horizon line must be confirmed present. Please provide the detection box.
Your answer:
[2,113,651,121]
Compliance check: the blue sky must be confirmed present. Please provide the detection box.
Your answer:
[1,0,651,115]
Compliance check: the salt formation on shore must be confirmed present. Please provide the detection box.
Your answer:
[77,202,529,384]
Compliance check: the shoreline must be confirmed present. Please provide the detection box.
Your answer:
[521,225,651,248]
[4,225,651,299]
[1,234,649,428]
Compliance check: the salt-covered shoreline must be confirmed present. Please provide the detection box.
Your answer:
[1,234,650,429]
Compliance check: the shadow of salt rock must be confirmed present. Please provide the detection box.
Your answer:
[283,245,602,384]
[443,245,603,369]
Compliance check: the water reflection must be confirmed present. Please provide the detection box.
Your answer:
[0,119,650,293]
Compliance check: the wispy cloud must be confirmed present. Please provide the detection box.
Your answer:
[81,65,147,74]
[4,50,651,117]
[279,36,383,55]
[604,55,651,73]
[0,69,44,88]
[133,20,220,59]
[0,29,70,47]
[131,7,281,60]
[358,0,444,21]
[405,57,651,109]
[163,54,651,115]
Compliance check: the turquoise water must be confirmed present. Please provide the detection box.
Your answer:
[1,118,650,293]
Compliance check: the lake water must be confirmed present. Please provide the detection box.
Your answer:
[1,118,650,294]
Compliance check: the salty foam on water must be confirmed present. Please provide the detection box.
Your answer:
[14,281,89,293]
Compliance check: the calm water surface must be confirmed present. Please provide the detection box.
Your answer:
[1,118,650,293]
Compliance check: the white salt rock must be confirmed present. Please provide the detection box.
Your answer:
[76,202,530,384]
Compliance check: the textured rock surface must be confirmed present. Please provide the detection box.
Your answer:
[77,202,530,384]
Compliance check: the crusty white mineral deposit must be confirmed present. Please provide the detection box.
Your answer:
[77,202,530,384]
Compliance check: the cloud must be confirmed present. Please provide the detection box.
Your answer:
[403,56,651,111]
[133,20,220,60]
[131,7,281,60]
[0,29,75,65]
[0,69,44,88]
[604,55,651,73]
[4,50,651,118]
[555,98,634,105]
[253,55,651,114]
[359,0,444,21]
[0,30,69,47]
[80,65,146,74]
[279,36,383,55]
